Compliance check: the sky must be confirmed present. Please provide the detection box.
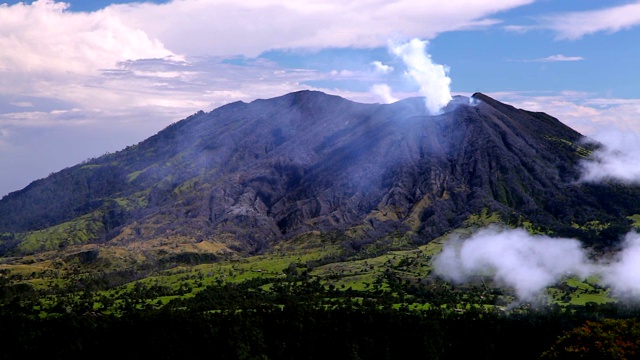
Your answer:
[1,0,640,197]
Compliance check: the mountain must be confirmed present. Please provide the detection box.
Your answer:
[1,90,639,264]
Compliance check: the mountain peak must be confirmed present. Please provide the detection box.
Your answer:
[0,90,636,260]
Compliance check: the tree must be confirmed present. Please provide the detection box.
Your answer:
[541,318,640,359]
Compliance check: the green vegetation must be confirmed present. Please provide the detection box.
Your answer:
[544,135,593,158]
[17,213,105,254]
[1,222,639,359]
[629,214,640,228]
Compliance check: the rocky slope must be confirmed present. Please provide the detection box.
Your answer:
[0,91,638,260]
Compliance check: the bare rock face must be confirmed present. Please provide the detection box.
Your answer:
[1,90,639,256]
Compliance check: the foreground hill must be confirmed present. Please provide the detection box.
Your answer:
[0,91,638,264]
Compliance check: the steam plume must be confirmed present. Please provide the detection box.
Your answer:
[370,83,398,104]
[390,38,452,115]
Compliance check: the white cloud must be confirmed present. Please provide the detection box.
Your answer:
[9,101,34,108]
[579,131,640,184]
[531,54,584,62]
[113,0,534,57]
[371,61,394,74]
[602,232,640,299]
[370,84,398,104]
[434,227,593,301]
[0,0,535,120]
[329,69,360,78]
[487,91,640,135]
[548,2,640,39]
[508,2,640,39]
[0,0,176,76]
[434,227,640,302]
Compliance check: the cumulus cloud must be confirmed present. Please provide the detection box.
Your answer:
[0,0,176,76]
[390,38,452,114]
[371,61,394,75]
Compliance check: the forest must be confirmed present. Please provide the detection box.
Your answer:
[2,259,640,359]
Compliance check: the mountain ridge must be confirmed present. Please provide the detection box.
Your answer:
[0,90,638,262]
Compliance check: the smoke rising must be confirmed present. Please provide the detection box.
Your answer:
[390,38,452,115]
[434,227,640,302]
[370,84,398,104]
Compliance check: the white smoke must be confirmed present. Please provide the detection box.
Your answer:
[370,83,398,104]
[389,38,452,115]
[434,227,640,302]
[580,131,640,183]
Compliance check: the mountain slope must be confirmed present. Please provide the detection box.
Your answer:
[0,91,638,259]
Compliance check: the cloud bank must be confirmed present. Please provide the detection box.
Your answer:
[434,227,640,302]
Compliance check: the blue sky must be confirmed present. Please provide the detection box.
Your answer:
[1,0,640,196]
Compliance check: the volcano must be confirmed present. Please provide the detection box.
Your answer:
[1,91,638,260]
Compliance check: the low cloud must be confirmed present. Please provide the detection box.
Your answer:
[602,232,640,299]
[579,131,640,184]
[434,227,592,301]
[434,227,640,303]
